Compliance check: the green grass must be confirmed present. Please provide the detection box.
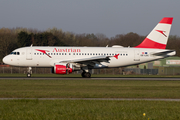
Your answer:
[0,100,180,120]
[1,79,180,119]
[1,79,180,98]
[1,73,180,78]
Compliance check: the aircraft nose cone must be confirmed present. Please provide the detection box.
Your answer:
[2,56,9,65]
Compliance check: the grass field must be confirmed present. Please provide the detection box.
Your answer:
[1,78,180,119]
[0,79,180,98]
[1,100,180,120]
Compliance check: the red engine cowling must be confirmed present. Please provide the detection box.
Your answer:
[53,63,73,74]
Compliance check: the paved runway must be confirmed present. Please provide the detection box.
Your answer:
[0,77,180,80]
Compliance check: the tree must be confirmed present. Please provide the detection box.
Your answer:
[0,28,18,60]
[17,31,32,47]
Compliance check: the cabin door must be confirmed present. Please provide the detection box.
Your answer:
[26,48,32,60]
[134,50,140,61]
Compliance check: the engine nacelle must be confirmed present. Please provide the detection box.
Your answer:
[52,63,73,74]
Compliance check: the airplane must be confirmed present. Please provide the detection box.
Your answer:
[2,17,175,78]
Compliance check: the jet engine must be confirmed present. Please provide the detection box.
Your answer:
[52,63,73,74]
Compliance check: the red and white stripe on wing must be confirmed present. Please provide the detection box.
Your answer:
[135,17,173,49]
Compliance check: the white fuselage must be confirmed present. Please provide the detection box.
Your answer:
[2,46,176,68]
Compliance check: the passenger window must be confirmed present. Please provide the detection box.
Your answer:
[82,53,84,55]
[17,52,20,55]
[69,53,71,55]
[62,53,64,55]
[59,53,61,55]
[76,53,78,55]
[79,53,81,55]
[34,53,36,55]
[65,53,66,55]
[37,53,39,55]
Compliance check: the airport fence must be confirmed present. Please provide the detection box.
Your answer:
[0,66,180,75]
[0,66,123,75]
[157,66,180,75]
[0,67,52,74]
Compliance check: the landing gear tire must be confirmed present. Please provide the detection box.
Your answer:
[27,73,31,77]
[27,67,32,78]
[81,72,86,78]
[85,72,91,78]
[81,72,91,78]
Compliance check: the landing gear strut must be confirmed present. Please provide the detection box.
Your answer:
[81,70,91,78]
[27,67,32,77]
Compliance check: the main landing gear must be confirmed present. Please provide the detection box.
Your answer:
[81,71,91,78]
[27,67,32,77]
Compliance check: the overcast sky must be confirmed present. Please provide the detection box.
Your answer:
[0,0,179,38]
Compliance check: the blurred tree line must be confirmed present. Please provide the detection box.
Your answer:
[0,27,180,63]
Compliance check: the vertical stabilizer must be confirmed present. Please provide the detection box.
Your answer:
[135,17,173,49]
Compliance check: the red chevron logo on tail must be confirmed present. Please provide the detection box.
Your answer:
[156,30,167,37]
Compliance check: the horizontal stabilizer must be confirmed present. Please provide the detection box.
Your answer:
[151,50,176,56]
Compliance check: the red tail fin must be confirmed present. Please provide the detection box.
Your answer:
[135,17,173,49]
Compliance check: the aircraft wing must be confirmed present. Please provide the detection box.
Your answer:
[61,54,119,66]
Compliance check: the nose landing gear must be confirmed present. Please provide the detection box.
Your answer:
[27,67,32,77]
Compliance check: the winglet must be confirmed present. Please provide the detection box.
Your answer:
[114,54,119,59]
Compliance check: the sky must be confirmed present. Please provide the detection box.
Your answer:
[0,0,180,38]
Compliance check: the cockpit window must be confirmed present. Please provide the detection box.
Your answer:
[10,52,20,55]
[10,52,15,55]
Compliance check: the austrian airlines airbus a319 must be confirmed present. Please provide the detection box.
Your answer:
[2,17,176,77]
